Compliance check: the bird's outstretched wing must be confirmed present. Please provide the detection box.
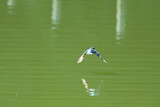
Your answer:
[77,51,87,63]
[77,55,84,63]
[102,59,107,63]
[94,52,107,63]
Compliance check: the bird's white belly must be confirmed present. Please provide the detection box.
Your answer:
[86,49,92,54]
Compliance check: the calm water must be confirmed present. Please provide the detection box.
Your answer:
[0,0,160,107]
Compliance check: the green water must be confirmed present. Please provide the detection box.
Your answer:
[0,0,160,107]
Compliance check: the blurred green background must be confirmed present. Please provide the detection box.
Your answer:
[0,0,160,107]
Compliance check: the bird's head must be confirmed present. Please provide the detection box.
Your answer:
[91,47,95,49]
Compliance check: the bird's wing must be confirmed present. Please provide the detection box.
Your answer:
[77,55,84,63]
[103,59,107,63]
[94,51,107,63]
[77,51,87,63]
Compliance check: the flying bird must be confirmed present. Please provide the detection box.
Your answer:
[77,47,107,63]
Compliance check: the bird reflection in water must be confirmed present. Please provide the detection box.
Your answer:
[81,78,103,96]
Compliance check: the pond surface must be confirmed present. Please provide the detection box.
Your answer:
[0,0,160,107]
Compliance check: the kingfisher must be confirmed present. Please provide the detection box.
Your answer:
[77,47,107,63]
